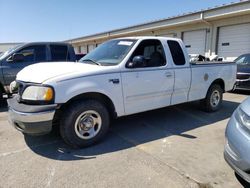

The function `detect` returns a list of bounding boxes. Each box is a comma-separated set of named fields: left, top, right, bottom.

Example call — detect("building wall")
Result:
left=68, top=1, right=250, bottom=60
left=0, top=43, right=22, bottom=54
left=71, top=14, right=250, bottom=60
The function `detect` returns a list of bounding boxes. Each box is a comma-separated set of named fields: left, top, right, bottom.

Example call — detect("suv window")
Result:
left=50, top=45, right=69, bottom=61
left=168, top=40, right=186, bottom=66
left=130, top=39, right=166, bottom=68
left=13, top=45, right=46, bottom=63
left=18, top=48, right=34, bottom=63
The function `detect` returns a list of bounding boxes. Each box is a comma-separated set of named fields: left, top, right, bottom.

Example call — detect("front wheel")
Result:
left=60, top=100, right=110, bottom=148
left=201, top=84, right=223, bottom=112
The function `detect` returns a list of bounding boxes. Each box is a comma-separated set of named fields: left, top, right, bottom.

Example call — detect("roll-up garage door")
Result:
left=88, top=44, right=96, bottom=52
left=217, top=23, right=250, bottom=60
left=80, top=46, right=87, bottom=54
left=183, top=30, right=206, bottom=55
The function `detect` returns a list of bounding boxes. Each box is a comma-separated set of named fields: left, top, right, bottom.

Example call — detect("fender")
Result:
left=52, top=73, right=125, bottom=117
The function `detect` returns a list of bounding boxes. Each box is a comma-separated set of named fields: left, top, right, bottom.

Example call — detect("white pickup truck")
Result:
left=8, top=37, right=236, bottom=148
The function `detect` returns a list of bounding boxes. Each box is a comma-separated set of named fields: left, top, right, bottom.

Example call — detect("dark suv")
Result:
left=234, top=53, right=250, bottom=90
left=0, top=42, right=76, bottom=98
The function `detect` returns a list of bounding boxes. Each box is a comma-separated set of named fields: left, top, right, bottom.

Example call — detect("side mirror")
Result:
left=12, top=53, right=24, bottom=62
left=127, top=55, right=145, bottom=68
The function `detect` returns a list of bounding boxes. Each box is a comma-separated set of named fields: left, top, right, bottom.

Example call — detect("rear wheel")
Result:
left=60, top=100, right=110, bottom=148
left=201, top=84, right=223, bottom=112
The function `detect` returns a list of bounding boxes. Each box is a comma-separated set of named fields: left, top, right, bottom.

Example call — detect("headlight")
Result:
left=21, top=86, right=54, bottom=103
left=235, top=107, right=250, bottom=130
left=10, top=81, right=18, bottom=93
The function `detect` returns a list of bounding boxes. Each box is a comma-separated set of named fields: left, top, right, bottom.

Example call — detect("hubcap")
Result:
left=210, top=90, right=220, bottom=107
left=74, top=110, right=102, bottom=140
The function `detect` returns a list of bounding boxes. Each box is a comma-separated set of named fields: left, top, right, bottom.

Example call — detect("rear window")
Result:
left=167, top=40, right=186, bottom=66
left=50, top=45, right=69, bottom=61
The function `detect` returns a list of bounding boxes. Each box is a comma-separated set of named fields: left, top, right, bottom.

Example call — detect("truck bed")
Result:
left=190, top=61, right=235, bottom=66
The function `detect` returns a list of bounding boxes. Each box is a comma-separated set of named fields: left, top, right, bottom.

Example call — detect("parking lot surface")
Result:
left=0, top=92, right=249, bottom=188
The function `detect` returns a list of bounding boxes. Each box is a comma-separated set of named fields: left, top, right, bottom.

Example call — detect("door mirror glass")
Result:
left=127, top=55, right=145, bottom=68
left=12, top=53, right=25, bottom=62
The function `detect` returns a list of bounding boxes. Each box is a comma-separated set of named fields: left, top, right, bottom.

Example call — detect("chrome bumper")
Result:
left=8, top=97, right=57, bottom=135
left=9, top=107, right=55, bottom=123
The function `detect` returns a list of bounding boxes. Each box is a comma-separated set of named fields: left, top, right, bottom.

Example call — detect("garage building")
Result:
left=0, top=43, right=22, bottom=54
left=66, top=1, right=250, bottom=61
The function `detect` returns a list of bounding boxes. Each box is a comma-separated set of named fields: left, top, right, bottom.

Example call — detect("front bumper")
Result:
left=224, top=114, right=250, bottom=183
left=7, top=96, right=57, bottom=135
left=235, top=79, right=250, bottom=90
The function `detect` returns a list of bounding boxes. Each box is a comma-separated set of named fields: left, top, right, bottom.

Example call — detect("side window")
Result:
left=168, top=40, right=186, bottom=66
left=50, top=45, right=69, bottom=61
left=12, top=45, right=46, bottom=63
left=130, top=39, right=166, bottom=68
left=16, top=47, right=35, bottom=63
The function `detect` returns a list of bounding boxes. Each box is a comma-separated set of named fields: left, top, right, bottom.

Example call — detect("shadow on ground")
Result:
left=231, top=90, right=250, bottom=95
left=19, top=99, right=240, bottom=161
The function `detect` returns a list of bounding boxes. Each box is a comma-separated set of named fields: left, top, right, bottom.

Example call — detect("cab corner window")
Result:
left=50, top=45, right=69, bottom=61
left=167, top=40, right=186, bottom=66
left=128, top=39, right=166, bottom=68
left=11, top=45, right=46, bottom=63
left=34, top=45, right=46, bottom=62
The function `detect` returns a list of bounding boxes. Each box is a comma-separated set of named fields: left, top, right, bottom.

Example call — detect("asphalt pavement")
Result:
left=0, top=92, right=249, bottom=188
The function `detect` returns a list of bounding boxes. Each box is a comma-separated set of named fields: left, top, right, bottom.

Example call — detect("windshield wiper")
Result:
left=81, top=59, right=101, bottom=66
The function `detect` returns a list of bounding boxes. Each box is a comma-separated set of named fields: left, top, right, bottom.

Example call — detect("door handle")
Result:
left=109, top=79, right=120, bottom=84
left=165, top=72, right=172, bottom=78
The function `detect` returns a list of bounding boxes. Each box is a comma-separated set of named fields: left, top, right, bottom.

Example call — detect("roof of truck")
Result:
left=116, top=36, right=181, bottom=41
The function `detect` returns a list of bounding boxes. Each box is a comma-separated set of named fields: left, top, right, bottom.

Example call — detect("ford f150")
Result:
left=7, top=37, right=236, bottom=148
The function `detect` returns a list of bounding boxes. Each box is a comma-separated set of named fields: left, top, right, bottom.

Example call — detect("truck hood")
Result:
left=16, top=62, right=111, bottom=83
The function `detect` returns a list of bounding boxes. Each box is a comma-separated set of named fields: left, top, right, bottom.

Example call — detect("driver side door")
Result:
left=121, top=39, right=174, bottom=115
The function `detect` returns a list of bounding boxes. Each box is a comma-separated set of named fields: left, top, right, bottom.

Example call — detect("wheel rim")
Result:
left=210, top=90, right=220, bottom=108
left=74, top=110, right=102, bottom=140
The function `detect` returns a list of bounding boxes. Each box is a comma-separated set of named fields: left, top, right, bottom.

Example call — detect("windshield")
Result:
left=79, top=39, right=137, bottom=66
left=0, top=44, right=23, bottom=60
left=234, top=54, right=250, bottom=65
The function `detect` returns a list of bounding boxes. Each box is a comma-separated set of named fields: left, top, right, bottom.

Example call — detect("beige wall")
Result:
left=0, top=43, right=21, bottom=53
left=70, top=14, right=250, bottom=58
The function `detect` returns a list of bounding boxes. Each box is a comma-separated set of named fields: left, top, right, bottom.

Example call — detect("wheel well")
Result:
left=210, top=79, right=225, bottom=92
left=59, top=92, right=117, bottom=119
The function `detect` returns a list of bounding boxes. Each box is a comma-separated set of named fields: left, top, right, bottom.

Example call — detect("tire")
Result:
left=235, top=172, right=250, bottom=188
left=201, top=84, right=223, bottom=112
left=60, top=100, right=110, bottom=148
